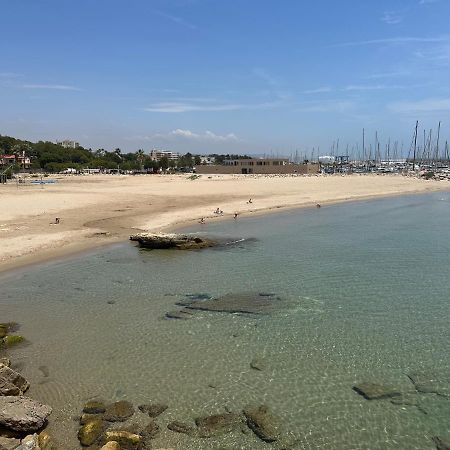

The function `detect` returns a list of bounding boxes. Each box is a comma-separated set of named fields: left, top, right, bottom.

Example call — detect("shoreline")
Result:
left=0, top=174, right=449, bottom=276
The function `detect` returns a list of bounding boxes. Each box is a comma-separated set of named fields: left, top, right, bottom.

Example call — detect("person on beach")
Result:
left=199, top=217, right=205, bottom=224
left=234, top=213, right=238, bottom=219
left=55, top=217, right=60, bottom=224
left=248, top=198, right=252, bottom=204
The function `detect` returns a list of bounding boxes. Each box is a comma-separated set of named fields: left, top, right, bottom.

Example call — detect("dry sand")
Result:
left=0, top=173, right=448, bottom=272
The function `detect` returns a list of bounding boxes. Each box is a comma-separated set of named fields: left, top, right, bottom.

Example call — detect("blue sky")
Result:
left=1, top=0, right=450, bottom=156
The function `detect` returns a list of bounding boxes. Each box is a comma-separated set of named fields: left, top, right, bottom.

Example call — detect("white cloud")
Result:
left=144, top=99, right=282, bottom=113
left=0, top=72, right=22, bottom=78
left=367, top=71, right=411, bottom=79
left=332, top=36, right=449, bottom=48
left=144, top=102, right=243, bottom=113
left=22, top=84, right=82, bottom=91
left=381, top=11, right=403, bottom=25
left=153, top=129, right=239, bottom=142
left=296, top=100, right=355, bottom=113
left=344, top=84, right=396, bottom=91
left=154, top=10, right=197, bottom=30
left=388, top=97, right=450, bottom=113
left=302, top=87, right=332, bottom=94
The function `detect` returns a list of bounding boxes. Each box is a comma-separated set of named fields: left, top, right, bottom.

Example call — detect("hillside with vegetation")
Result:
left=0, top=134, right=250, bottom=173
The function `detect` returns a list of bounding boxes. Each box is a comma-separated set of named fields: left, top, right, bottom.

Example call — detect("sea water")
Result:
left=1, top=192, right=449, bottom=449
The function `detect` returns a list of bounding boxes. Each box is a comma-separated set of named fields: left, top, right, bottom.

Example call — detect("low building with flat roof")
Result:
left=195, top=158, right=319, bottom=175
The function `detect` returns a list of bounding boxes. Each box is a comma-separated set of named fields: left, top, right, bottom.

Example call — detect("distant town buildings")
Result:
left=56, top=140, right=79, bottom=149
left=149, top=149, right=180, bottom=161
left=199, top=156, right=216, bottom=165
left=196, top=158, right=319, bottom=175
left=0, top=153, right=31, bottom=169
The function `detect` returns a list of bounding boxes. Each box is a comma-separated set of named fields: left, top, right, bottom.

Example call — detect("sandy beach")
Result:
left=0, top=173, right=448, bottom=273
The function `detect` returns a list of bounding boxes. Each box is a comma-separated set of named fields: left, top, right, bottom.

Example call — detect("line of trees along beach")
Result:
left=0, top=134, right=250, bottom=173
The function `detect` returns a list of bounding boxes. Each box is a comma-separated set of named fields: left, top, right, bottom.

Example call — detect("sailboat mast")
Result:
left=413, top=120, right=418, bottom=171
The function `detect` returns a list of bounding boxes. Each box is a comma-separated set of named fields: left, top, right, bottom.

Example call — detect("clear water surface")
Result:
left=1, top=192, right=449, bottom=449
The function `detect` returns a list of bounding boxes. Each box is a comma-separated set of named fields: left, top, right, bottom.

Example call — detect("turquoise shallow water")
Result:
left=1, top=192, right=450, bottom=449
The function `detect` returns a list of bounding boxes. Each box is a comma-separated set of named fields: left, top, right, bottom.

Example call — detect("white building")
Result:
left=56, top=140, right=80, bottom=149
left=199, top=156, right=216, bottom=165
left=149, top=149, right=180, bottom=161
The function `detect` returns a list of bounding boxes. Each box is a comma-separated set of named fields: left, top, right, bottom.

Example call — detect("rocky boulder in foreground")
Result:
left=130, top=233, right=217, bottom=250
left=0, top=396, right=52, bottom=432
left=0, top=364, right=30, bottom=396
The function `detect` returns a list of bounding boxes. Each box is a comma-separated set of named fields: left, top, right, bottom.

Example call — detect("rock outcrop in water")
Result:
left=178, top=292, right=287, bottom=315
left=130, top=233, right=217, bottom=250
left=0, top=396, right=52, bottom=432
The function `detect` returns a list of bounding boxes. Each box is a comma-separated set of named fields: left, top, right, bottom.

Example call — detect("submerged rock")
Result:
left=0, top=396, right=52, bottom=432
left=37, top=431, right=52, bottom=450
left=167, top=421, right=197, bottom=436
left=83, top=401, right=106, bottom=415
left=0, top=364, right=30, bottom=396
left=104, top=430, right=142, bottom=449
left=138, top=403, right=168, bottom=418
left=180, top=292, right=288, bottom=315
left=407, top=371, right=450, bottom=397
left=195, top=413, right=243, bottom=437
left=164, top=310, right=194, bottom=320
left=250, top=358, right=267, bottom=371
left=390, top=394, right=428, bottom=415
left=140, top=420, right=160, bottom=440
left=433, top=436, right=450, bottom=450
left=185, top=293, right=212, bottom=301
left=0, top=323, right=20, bottom=336
left=100, top=442, right=120, bottom=450
left=352, top=382, right=401, bottom=400
left=1, top=336, right=26, bottom=348
left=130, top=233, right=217, bottom=250
left=243, top=405, right=280, bottom=443
left=78, top=418, right=105, bottom=446
left=104, top=401, right=134, bottom=422
left=80, top=413, right=105, bottom=425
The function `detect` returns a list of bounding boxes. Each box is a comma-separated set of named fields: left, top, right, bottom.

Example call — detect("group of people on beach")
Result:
left=199, top=199, right=253, bottom=223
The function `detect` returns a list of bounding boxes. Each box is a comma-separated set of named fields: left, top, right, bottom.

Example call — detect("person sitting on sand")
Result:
left=214, top=207, right=220, bottom=214
left=199, top=217, right=205, bottom=224
left=55, top=217, right=60, bottom=224
left=234, top=213, right=238, bottom=219
left=247, top=198, right=252, bottom=204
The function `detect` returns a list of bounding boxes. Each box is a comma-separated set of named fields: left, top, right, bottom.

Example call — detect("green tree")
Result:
left=159, top=156, right=169, bottom=170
